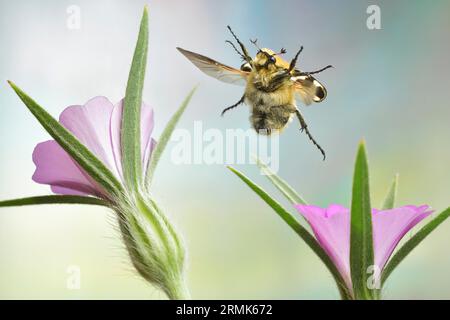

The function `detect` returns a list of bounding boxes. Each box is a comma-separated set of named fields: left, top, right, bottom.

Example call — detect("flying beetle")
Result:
left=177, top=26, right=332, bottom=159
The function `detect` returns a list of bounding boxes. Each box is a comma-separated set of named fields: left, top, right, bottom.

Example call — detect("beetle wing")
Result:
left=177, top=47, right=249, bottom=86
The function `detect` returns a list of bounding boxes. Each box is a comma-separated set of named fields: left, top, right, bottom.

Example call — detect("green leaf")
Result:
left=350, top=140, right=375, bottom=299
left=121, top=6, right=149, bottom=190
left=254, top=156, right=307, bottom=205
left=381, top=207, right=450, bottom=285
left=0, top=195, right=108, bottom=207
left=145, top=87, right=197, bottom=187
left=381, top=174, right=399, bottom=210
left=8, top=81, right=123, bottom=199
left=228, top=166, right=353, bottom=299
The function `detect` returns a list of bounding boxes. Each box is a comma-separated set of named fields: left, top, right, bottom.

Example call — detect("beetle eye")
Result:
left=240, top=63, right=252, bottom=72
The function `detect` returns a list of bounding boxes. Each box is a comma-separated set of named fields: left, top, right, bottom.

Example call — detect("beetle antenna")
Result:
left=226, top=40, right=246, bottom=61
left=227, top=26, right=253, bottom=64
left=250, top=38, right=262, bottom=51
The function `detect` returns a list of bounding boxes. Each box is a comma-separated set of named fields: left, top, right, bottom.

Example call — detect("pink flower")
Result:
left=295, top=204, right=433, bottom=290
left=32, top=96, right=156, bottom=199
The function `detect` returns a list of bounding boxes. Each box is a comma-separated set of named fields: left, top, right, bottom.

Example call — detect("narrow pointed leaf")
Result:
left=121, top=7, right=149, bottom=190
left=381, top=174, right=399, bottom=210
left=381, top=207, right=450, bottom=285
left=350, top=141, right=375, bottom=299
left=228, top=166, right=353, bottom=299
left=0, top=195, right=108, bottom=207
left=255, top=156, right=307, bottom=205
left=145, top=87, right=196, bottom=187
left=8, top=81, right=123, bottom=199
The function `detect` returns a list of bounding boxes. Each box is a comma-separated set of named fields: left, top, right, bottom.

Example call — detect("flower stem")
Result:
left=165, top=276, right=191, bottom=300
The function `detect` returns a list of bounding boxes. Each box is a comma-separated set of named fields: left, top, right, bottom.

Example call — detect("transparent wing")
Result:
left=292, top=75, right=327, bottom=106
left=177, top=47, right=248, bottom=86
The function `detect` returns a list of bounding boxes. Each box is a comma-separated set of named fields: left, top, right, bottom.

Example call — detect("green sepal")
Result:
left=381, top=174, right=399, bottom=210
left=145, top=87, right=196, bottom=187
left=121, top=6, right=149, bottom=190
left=254, top=156, right=307, bottom=205
left=0, top=195, right=108, bottom=207
left=350, top=141, right=376, bottom=299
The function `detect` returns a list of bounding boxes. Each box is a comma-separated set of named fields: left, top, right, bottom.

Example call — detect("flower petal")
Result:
left=372, top=205, right=432, bottom=271
left=32, top=140, right=104, bottom=197
left=59, top=96, right=120, bottom=178
left=295, top=204, right=352, bottom=290
left=110, top=100, right=155, bottom=179
left=295, top=203, right=432, bottom=291
left=32, top=96, right=156, bottom=198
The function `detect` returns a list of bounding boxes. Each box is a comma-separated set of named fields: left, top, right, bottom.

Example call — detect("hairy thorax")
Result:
left=246, top=71, right=295, bottom=108
left=245, top=71, right=296, bottom=134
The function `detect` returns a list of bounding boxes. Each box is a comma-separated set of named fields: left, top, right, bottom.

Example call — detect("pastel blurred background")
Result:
left=1, top=0, right=449, bottom=299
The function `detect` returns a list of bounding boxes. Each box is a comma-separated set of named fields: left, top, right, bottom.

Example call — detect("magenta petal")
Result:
left=372, top=205, right=432, bottom=271
left=295, top=204, right=352, bottom=290
left=142, top=138, right=157, bottom=176
left=139, top=102, right=156, bottom=173
left=32, top=140, right=104, bottom=197
left=32, top=96, right=157, bottom=198
left=295, top=203, right=432, bottom=292
left=59, top=96, right=120, bottom=178
left=110, top=100, right=155, bottom=178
